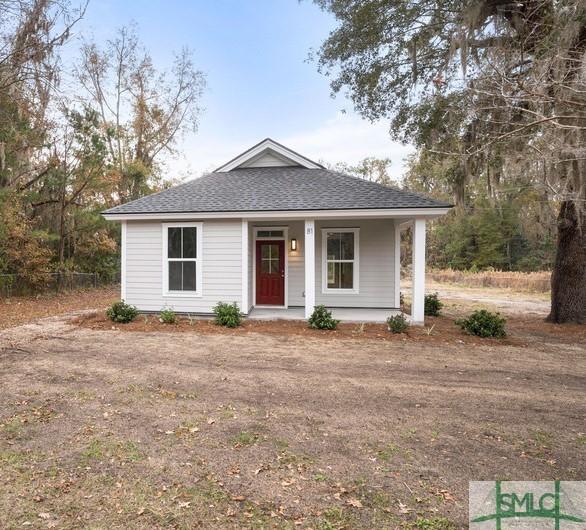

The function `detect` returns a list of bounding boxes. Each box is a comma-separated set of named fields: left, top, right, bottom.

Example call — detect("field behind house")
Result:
left=426, top=269, right=550, bottom=293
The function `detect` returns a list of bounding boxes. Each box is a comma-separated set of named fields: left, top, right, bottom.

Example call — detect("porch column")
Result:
left=121, top=220, right=127, bottom=301
left=241, top=219, right=249, bottom=314
left=411, top=218, right=426, bottom=324
left=394, top=221, right=401, bottom=308
left=304, top=219, right=315, bottom=319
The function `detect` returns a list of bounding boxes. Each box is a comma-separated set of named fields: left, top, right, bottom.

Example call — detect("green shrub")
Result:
left=213, top=302, right=243, bottom=328
left=387, top=313, right=409, bottom=333
left=106, top=300, right=139, bottom=323
left=424, top=292, right=443, bottom=316
left=457, top=309, right=506, bottom=338
left=159, top=308, right=177, bottom=324
left=308, top=305, right=340, bottom=330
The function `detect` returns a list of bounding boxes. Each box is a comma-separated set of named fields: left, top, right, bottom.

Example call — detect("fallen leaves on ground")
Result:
left=0, top=287, right=118, bottom=330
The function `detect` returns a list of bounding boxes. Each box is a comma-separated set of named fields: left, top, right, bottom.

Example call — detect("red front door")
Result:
left=256, top=240, right=285, bottom=305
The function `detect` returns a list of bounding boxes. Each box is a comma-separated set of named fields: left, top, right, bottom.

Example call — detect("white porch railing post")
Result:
left=304, top=219, right=316, bottom=319
left=411, top=218, right=426, bottom=324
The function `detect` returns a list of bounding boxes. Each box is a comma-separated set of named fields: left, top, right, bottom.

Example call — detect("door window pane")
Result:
left=260, top=244, right=280, bottom=275
left=257, top=230, right=283, bottom=238
left=270, top=259, right=280, bottom=274
left=169, top=261, right=182, bottom=290
left=261, top=258, right=280, bottom=274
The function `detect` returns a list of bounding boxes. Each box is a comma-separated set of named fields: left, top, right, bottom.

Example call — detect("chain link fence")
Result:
left=0, top=272, right=120, bottom=298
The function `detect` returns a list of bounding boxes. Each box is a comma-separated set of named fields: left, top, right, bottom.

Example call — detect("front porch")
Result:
left=248, top=306, right=401, bottom=323
left=242, top=215, right=430, bottom=324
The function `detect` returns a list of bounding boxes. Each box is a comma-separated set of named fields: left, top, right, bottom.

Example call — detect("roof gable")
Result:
left=215, top=138, right=323, bottom=171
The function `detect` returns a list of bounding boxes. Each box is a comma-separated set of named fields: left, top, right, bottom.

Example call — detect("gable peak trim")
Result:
left=215, top=138, right=324, bottom=172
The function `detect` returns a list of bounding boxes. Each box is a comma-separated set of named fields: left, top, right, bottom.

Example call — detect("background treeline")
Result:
left=337, top=157, right=557, bottom=272
left=404, top=160, right=557, bottom=273
left=0, top=1, right=204, bottom=287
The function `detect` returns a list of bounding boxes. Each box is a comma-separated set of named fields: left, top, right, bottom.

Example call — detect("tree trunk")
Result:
left=547, top=201, right=586, bottom=324
left=58, top=174, right=67, bottom=266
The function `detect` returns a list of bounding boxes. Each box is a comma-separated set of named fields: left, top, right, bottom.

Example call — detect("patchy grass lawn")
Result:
left=0, top=298, right=584, bottom=529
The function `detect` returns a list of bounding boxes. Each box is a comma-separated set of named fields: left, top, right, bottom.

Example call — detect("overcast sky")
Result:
left=69, top=0, right=413, bottom=180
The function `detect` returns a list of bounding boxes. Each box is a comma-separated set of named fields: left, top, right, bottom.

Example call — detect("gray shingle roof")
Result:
left=103, top=167, right=451, bottom=215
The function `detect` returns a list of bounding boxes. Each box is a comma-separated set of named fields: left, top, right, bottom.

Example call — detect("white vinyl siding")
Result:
left=125, top=220, right=242, bottom=313
left=240, top=151, right=295, bottom=168
left=285, top=221, right=305, bottom=306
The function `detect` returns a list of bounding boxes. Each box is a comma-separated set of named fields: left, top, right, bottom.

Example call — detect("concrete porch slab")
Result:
left=247, top=307, right=400, bottom=323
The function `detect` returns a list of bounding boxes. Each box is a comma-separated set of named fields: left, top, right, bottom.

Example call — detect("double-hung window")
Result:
left=322, top=228, right=359, bottom=293
left=163, top=223, right=202, bottom=296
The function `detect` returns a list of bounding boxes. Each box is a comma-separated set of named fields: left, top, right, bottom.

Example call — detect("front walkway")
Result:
left=248, top=307, right=400, bottom=323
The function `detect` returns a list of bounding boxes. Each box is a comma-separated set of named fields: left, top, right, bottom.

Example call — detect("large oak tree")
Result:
left=314, top=0, right=586, bottom=323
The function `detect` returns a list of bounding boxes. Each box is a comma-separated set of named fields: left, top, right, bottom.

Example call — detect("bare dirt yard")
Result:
left=0, top=286, right=118, bottom=331
left=0, top=286, right=584, bottom=529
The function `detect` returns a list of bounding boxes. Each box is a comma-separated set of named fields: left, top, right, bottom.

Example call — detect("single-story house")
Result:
left=102, top=139, right=451, bottom=323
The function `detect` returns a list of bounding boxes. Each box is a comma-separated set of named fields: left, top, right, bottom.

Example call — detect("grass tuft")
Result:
left=81, top=438, right=144, bottom=464
left=409, top=516, right=457, bottom=529
left=230, top=431, right=258, bottom=447
left=376, top=442, right=400, bottom=462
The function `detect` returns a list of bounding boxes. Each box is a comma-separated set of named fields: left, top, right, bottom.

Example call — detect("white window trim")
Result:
left=321, top=228, right=359, bottom=294
left=252, top=226, right=289, bottom=308
left=162, top=222, right=203, bottom=298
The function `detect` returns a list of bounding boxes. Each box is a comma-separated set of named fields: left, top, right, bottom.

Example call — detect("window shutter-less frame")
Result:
left=162, top=223, right=203, bottom=297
